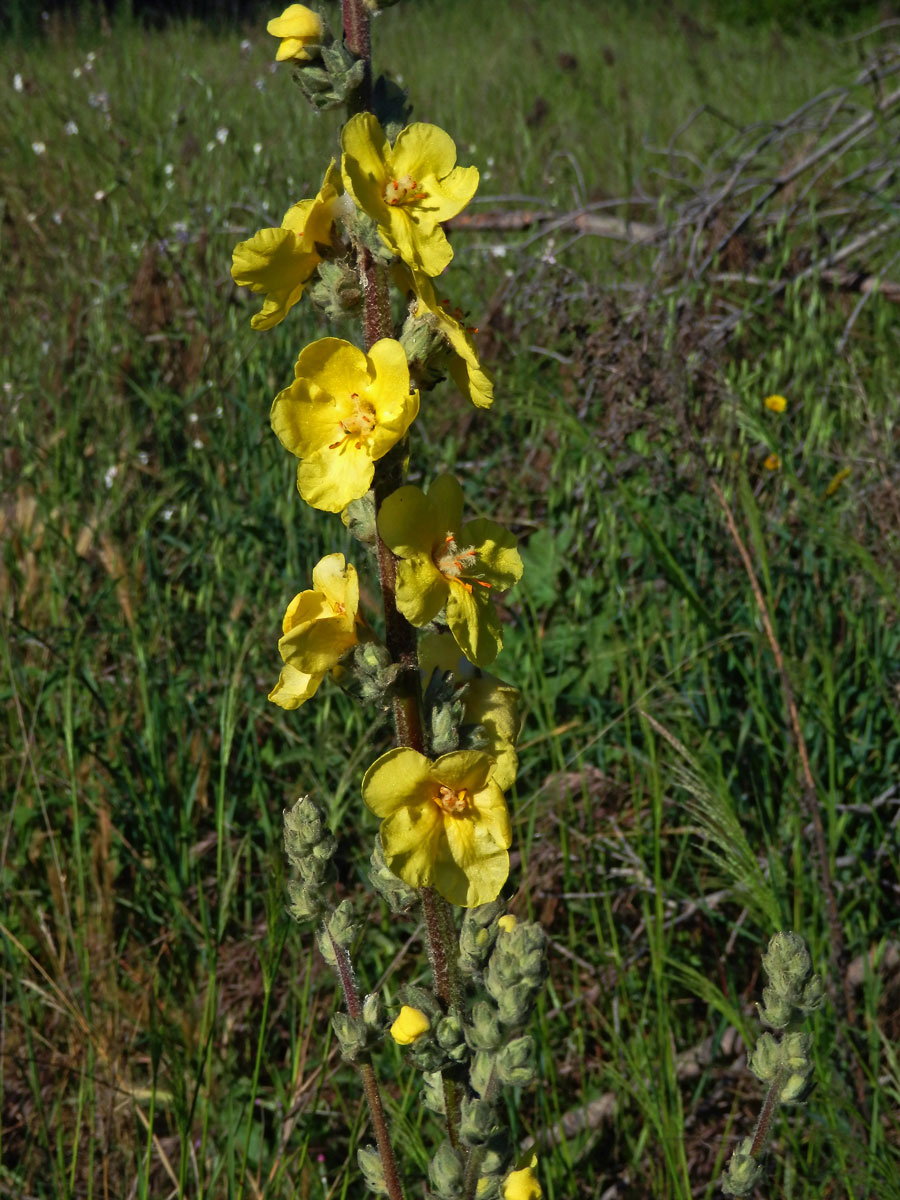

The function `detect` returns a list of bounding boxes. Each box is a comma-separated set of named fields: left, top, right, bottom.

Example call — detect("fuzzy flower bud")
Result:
left=496, top=1035, right=537, bottom=1088
left=484, top=920, right=547, bottom=1026
left=390, top=1005, right=431, bottom=1046
left=283, top=796, right=337, bottom=921
left=315, top=899, right=358, bottom=967
left=467, top=1000, right=504, bottom=1051
left=721, top=1138, right=766, bottom=1197
left=357, top=1143, right=388, bottom=1194
left=758, top=931, right=822, bottom=1028
left=459, top=1095, right=500, bottom=1148
left=459, top=901, right=506, bottom=974
left=333, top=1012, right=370, bottom=1064
left=435, top=1013, right=468, bottom=1062
left=428, top=1140, right=464, bottom=1200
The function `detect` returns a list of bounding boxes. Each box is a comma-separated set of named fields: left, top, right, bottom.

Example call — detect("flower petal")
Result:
left=293, top=337, right=368, bottom=396
left=378, top=485, right=445, bottom=558
left=311, top=553, right=358, bottom=621
left=427, top=474, right=465, bottom=532
left=341, top=112, right=391, bottom=220
left=297, top=445, right=374, bottom=512
left=279, top=613, right=355, bottom=673
left=395, top=557, right=448, bottom=626
left=380, top=804, right=443, bottom=888
left=362, top=747, right=434, bottom=817
left=434, top=815, right=509, bottom=907
left=462, top=517, right=523, bottom=589
left=446, top=583, right=503, bottom=666
left=268, top=662, right=324, bottom=709
left=391, top=123, right=460, bottom=183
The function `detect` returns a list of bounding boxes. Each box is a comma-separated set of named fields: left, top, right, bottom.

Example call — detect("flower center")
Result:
left=384, top=174, right=428, bottom=207
left=434, top=783, right=470, bottom=815
left=330, top=392, right=376, bottom=450
left=434, top=533, right=492, bottom=596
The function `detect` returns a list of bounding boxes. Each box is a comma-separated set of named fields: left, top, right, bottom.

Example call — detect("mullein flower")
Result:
left=764, top=394, right=788, bottom=413
left=231, top=159, right=342, bottom=330
left=502, top=1152, right=542, bottom=1200
left=269, top=553, right=359, bottom=708
left=378, top=475, right=522, bottom=667
left=267, top=4, right=324, bottom=61
left=396, top=264, right=494, bottom=408
left=271, top=337, right=419, bottom=512
left=341, top=113, right=478, bottom=276
left=362, top=747, right=511, bottom=907
left=390, top=1005, right=431, bottom=1045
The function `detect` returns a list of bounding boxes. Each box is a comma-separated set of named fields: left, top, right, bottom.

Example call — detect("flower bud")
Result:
left=363, top=991, right=385, bottom=1031
left=435, top=1013, right=468, bottom=1062
left=315, top=899, right=358, bottom=966
left=496, top=1035, right=536, bottom=1088
left=390, top=1005, right=431, bottom=1046
left=469, top=1048, right=494, bottom=1097
left=357, top=1143, right=388, bottom=1194
left=498, top=915, right=518, bottom=933
left=286, top=878, right=328, bottom=923
left=467, top=1000, right=504, bottom=1051
left=748, top=1032, right=781, bottom=1083
left=306, top=258, right=363, bottom=321
left=721, top=1138, right=766, bottom=1196
left=758, top=932, right=815, bottom=1029
left=459, top=1095, right=500, bottom=1148
left=333, top=1011, right=369, bottom=1064
left=428, top=1140, right=464, bottom=1199
left=422, top=1070, right=445, bottom=1115
left=459, top=901, right=506, bottom=974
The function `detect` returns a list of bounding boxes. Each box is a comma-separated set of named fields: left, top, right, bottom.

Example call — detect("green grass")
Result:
left=3, top=1, right=900, bottom=1197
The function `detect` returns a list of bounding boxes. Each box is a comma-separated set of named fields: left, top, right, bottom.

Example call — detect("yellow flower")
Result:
left=764, top=453, right=781, bottom=471
left=824, top=467, right=851, bottom=498
left=396, top=264, right=493, bottom=408
left=362, top=747, right=511, bottom=907
left=271, top=337, right=419, bottom=512
left=419, top=632, right=520, bottom=789
left=502, top=1153, right=542, bottom=1200
left=497, top=914, right=518, bottom=933
left=764, top=394, right=788, bottom=413
left=378, top=476, right=522, bottom=667
left=231, top=160, right=341, bottom=330
left=267, top=4, right=323, bottom=61
left=390, top=1005, right=431, bottom=1045
left=341, top=113, right=478, bottom=276
left=268, top=553, right=359, bottom=709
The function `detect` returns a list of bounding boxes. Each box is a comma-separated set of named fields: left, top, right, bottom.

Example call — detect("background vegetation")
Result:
left=2, top=1, right=899, bottom=1197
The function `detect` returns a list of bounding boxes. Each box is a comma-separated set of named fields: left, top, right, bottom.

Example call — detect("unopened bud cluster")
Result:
left=721, top=932, right=824, bottom=1197
left=283, top=795, right=337, bottom=922
left=389, top=906, right=547, bottom=1199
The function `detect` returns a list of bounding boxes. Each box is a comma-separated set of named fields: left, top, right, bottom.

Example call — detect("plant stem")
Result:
left=343, top=0, right=467, bottom=1161
left=329, top=930, right=406, bottom=1200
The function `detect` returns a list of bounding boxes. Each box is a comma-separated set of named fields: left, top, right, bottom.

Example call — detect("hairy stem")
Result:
left=329, top=931, right=406, bottom=1200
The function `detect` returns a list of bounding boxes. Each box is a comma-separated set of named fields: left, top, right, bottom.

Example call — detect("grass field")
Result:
left=3, top=1, right=900, bottom=1197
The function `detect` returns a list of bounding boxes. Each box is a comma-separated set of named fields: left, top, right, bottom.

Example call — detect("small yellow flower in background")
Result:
left=764, top=453, right=781, bottom=471
left=271, top=337, right=419, bottom=512
left=378, top=475, right=522, bottom=667
left=231, top=160, right=341, bottom=330
left=390, top=1005, right=431, bottom=1045
left=824, top=467, right=851, bottom=498
left=502, top=1152, right=542, bottom=1200
left=362, top=747, right=511, bottom=907
left=396, top=264, right=493, bottom=408
left=497, top=914, right=518, bottom=933
left=266, top=4, right=323, bottom=61
left=268, top=553, right=359, bottom=709
left=764, top=394, right=788, bottom=413
left=419, top=632, right=520, bottom=788
left=341, top=113, right=479, bottom=277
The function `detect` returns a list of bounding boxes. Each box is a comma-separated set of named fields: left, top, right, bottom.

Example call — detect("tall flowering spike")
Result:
left=341, top=113, right=479, bottom=277
left=397, top=264, right=494, bottom=408
left=267, top=4, right=324, bottom=61
left=362, top=747, right=511, bottom=907
left=378, top=475, right=522, bottom=666
left=231, top=160, right=342, bottom=330
left=271, top=337, right=419, bottom=512
left=269, top=553, right=359, bottom=709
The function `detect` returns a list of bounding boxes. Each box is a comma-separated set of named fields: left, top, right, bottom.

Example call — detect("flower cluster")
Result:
left=236, top=10, right=540, bottom=1200
left=233, top=7, right=524, bottom=911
